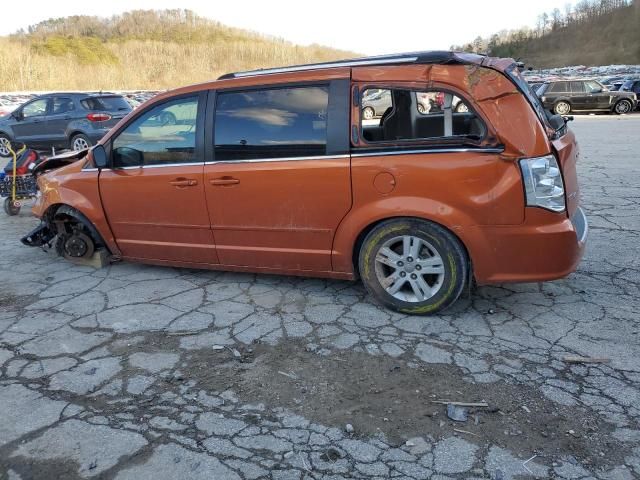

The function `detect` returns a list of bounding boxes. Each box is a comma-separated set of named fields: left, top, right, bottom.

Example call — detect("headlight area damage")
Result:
left=21, top=205, right=111, bottom=268
left=21, top=149, right=111, bottom=268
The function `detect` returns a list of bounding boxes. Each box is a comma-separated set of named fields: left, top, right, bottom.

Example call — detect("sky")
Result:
left=0, top=0, right=573, bottom=55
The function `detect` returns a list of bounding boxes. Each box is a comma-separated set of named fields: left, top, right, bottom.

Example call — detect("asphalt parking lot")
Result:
left=1, top=114, right=639, bottom=480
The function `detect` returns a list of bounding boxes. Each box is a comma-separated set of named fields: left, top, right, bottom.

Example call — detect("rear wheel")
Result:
left=3, top=198, right=20, bottom=216
left=71, top=134, right=92, bottom=151
left=417, top=103, right=427, bottom=114
left=358, top=218, right=468, bottom=315
left=159, top=111, right=177, bottom=125
left=455, top=102, right=469, bottom=113
left=613, top=99, right=632, bottom=115
left=0, top=134, right=12, bottom=158
left=362, top=107, right=375, bottom=120
left=554, top=101, right=571, bottom=115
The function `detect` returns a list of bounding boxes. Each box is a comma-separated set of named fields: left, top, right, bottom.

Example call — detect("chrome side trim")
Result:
left=231, top=56, right=419, bottom=78
left=81, top=167, right=99, bottom=172
left=142, top=162, right=203, bottom=169
left=350, top=147, right=504, bottom=158
left=205, top=154, right=350, bottom=165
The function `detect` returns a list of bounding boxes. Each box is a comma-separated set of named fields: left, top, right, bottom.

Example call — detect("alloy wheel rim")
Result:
left=374, top=235, right=445, bottom=303
left=616, top=102, right=629, bottom=113
left=73, top=138, right=89, bottom=150
left=556, top=102, right=570, bottom=115
left=0, top=138, right=10, bottom=156
left=363, top=108, right=373, bottom=120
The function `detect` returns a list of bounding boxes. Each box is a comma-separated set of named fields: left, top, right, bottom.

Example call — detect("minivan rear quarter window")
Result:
left=214, top=86, right=329, bottom=161
left=81, top=96, right=131, bottom=112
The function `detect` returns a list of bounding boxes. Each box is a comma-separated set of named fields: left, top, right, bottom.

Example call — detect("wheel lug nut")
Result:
left=410, top=273, right=417, bottom=279
left=400, top=272, right=406, bottom=277
left=397, top=261, right=404, bottom=267
left=407, top=257, right=413, bottom=262
left=415, top=265, right=422, bottom=271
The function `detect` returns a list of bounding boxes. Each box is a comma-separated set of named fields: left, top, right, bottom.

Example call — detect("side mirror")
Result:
left=11, top=111, right=22, bottom=121
left=590, top=87, right=602, bottom=94
left=92, top=145, right=108, bottom=169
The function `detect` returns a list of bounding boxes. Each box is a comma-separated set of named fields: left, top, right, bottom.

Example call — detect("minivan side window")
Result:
left=360, top=88, right=484, bottom=143
left=214, top=86, right=329, bottom=161
left=112, top=97, right=199, bottom=168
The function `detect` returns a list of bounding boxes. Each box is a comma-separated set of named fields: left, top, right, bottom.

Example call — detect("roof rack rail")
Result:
left=218, top=50, right=473, bottom=80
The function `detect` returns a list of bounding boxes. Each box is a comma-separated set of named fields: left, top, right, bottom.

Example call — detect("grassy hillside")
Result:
left=455, top=0, right=640, bottom=68
left=0, top=9, right=357, bottom=91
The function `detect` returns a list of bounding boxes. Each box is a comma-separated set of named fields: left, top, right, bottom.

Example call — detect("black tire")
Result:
left=71, top=134, right=92, bottom=151
left=554, top=101, right=571, bottom=115
left=417, top=103, right=427, bottom=114
left=358, top=218, right=468, bottom=315
left=613, top=99, right=632, bottom=115
left=159, top=111, right=177, bottom=125
left=0, top=133, right=12, bottom=158
left=3, top=198, right=20, bottom=216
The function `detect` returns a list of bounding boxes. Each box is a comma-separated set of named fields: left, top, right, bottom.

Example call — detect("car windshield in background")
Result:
left=81, top=96, right=131, bottom=111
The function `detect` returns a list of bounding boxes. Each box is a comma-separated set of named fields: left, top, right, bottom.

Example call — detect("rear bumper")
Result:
left=467, top=207, right=588, bottom=285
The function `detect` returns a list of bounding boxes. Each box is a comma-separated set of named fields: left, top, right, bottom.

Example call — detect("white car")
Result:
left=0, top=98, right=20, bottom=117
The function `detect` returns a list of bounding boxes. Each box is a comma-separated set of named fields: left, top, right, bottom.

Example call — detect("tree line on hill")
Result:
left=453, top=0, right=639, bottom=68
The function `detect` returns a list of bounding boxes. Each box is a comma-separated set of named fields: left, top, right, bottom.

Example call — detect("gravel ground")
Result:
left=1, top=115, right=639, bottom=479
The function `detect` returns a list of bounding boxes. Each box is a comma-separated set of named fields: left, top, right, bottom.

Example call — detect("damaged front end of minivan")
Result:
left=21, top=148, right=112, bottom=268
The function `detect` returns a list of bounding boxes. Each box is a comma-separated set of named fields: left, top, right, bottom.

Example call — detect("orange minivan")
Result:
left=22, top=51, right=587, bottom=314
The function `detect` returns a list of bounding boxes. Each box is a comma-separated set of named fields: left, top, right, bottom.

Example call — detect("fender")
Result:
left=34, top=160, right=121, bottom=256
left=331, top=196, right=480, bottom=273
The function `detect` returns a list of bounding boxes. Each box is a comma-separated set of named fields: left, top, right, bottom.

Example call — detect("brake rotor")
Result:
left=62, top=231, right=94, bottom=260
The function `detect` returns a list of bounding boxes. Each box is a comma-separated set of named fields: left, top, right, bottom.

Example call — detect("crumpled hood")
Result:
left=32, top=149, right=89, bottom=176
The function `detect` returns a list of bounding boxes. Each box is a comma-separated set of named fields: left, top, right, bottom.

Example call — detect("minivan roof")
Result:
left=218, top=51, right=490, bottom=80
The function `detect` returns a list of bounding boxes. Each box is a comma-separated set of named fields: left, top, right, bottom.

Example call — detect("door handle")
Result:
left=210, top=178, right=240, bottom=186
left=169, top=178, right=198, bottom=187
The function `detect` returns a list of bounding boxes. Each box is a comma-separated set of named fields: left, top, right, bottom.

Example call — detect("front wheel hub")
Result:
left=63, top=231, right=94, bottom=259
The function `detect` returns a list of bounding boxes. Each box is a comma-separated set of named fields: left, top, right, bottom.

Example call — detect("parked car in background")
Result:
left=22, top=51, right=586, bottom=315
left=620, top=78, right=640, bottom=109
left=0, top=98, right=21, bottom=117
left=537, top=79, right=637, bottom=115
left=0, top=93, right=132, bottom=157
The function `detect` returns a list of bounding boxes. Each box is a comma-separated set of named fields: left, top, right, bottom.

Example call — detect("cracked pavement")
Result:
left=1, top=115, right=639, bottom=479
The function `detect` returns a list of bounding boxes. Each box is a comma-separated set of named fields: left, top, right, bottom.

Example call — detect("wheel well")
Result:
left=68, top=131, right=87, bottom=143
left=45, top=203, right=109, bottom=252
left=351, top=216, right=472, bottom=279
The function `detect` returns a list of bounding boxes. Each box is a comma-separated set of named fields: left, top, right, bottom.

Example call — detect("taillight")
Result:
left=519, top=154, right=566, bottom=212
left=87, top=113, right=112, bottom=122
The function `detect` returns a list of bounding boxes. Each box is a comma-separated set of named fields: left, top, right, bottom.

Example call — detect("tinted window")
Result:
left=570, top=82, right=585, bottom=94
left=22, top=99, right=48, bottom=118
left=112, top=97, right=198, bottom=167
left=360, top=88, right=483, bottom=143
left=52, top=97, right=75, bottom=114
left=214, top=86, right=329, bottom=161
left=548, top=82, right=568, bottom=93
left=81, top=96, right=131, bottom=112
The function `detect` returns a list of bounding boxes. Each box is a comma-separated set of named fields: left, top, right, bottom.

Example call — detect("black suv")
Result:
left=0, top=93, right=132, bottom=158
left=537, top=80, right=637, bottom=115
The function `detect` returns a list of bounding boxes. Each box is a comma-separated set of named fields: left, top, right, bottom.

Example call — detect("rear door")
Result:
left=99, top=92, right=217, bottom=264
left=46, top=96, right=76, bottom=145
left=569, top=81, right=588, bottom=110
left=203, top=80, right=352, bottom=272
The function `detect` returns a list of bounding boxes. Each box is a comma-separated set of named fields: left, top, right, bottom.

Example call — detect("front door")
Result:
left=99, top=93, right=218, bottom=265
left=203, top=82, right=352, bottom=272
left=12, top=98, right=50, bottom=146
